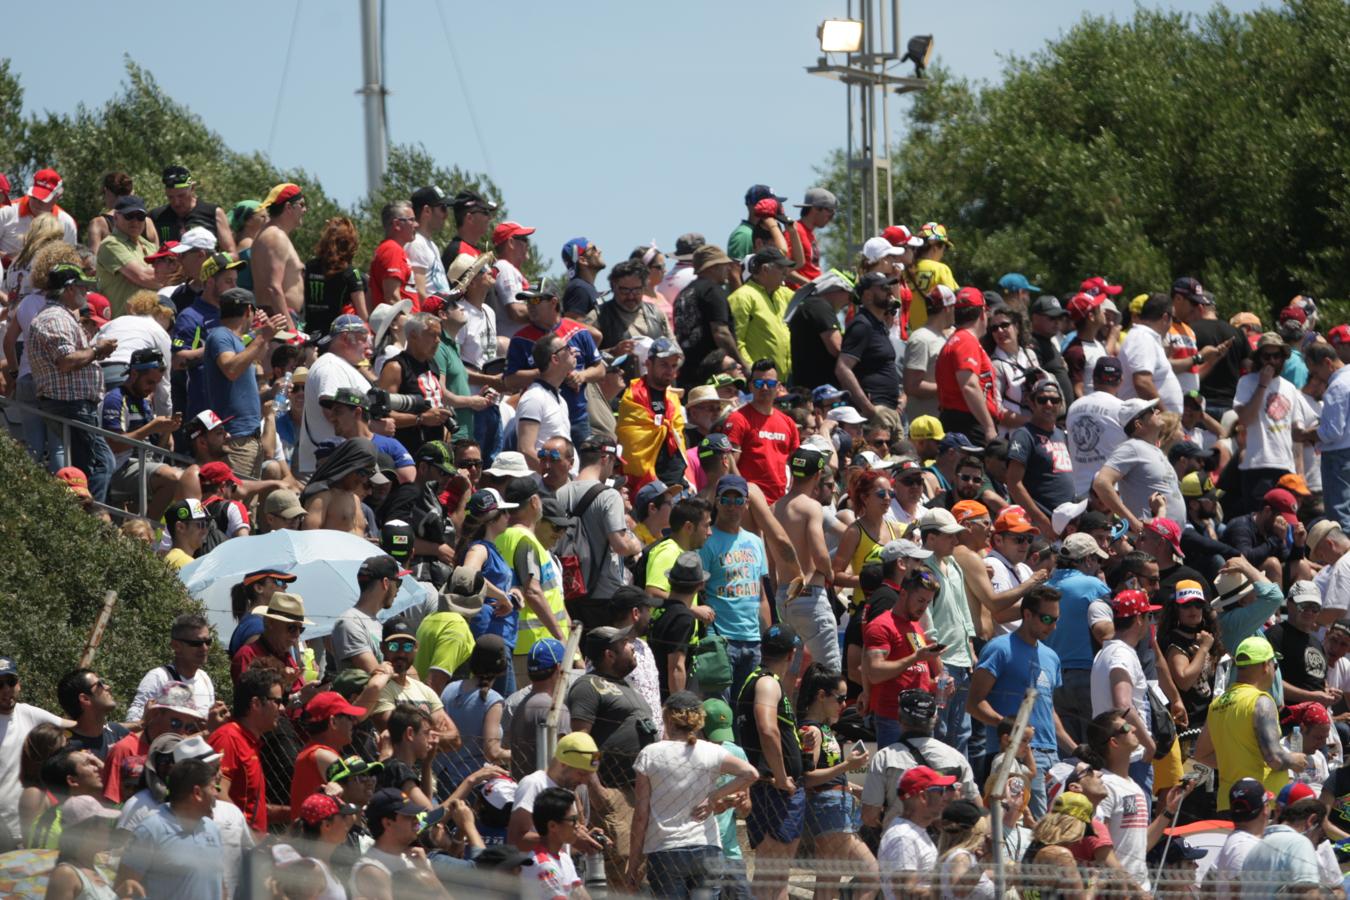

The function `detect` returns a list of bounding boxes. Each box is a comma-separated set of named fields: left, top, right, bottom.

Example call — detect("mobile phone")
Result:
left=851, top=740, right=867, bottom=756
left=927, top=642, right=948, bottom=653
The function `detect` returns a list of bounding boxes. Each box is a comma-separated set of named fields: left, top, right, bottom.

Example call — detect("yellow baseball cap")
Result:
left=1052, top=790, right=1094, bottom=825
left=908, top=415, right=945, bottom=441
left=1130, top=293, right=1149, bottom=317
left=555, top=732, right=601, bottom=771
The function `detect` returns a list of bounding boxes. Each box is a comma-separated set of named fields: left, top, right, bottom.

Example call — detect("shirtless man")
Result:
left=251, top=183, right=307, bottom=325
left=696, top=438, right=803, bottom=587
left=300, top=437, right=383, bottom=536
left=772, top=446, right=838, bottom=672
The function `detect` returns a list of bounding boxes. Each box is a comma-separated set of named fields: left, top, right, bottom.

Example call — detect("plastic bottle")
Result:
left=275, top=371, right=293, bottom=414
left=936, top=673, right=954, bottom=710
left=1291, top=725, right=1303, bottom=753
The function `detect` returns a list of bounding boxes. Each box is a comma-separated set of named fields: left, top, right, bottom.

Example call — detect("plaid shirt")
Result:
left=28, top=300, right=103, bottom=401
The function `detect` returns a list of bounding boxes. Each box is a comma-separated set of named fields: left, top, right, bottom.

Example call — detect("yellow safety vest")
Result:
left=496, top=524, right=569, bottom=656
left=1209, top=681, right=1288, bottom=810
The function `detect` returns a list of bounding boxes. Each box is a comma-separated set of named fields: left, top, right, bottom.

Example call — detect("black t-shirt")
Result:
left=1191, top=318, right=1246, bottom=412
left=303, top=259, right=366, bottom=335
left=169, top=282, right=203, bottom=315
left=388, top=349, right=445, bottom=449
left=151, top=200, right=220, bottom=244
left=1161, top=626, right=1215, bottom=726
left=377, top=758, right=421, bottom=793
left=566, top=672, right=652, bottom=787
left=1265, top=622, right=1327, bottom=692
left=788, top=295, right=842, bottom=390
left=1007, top=423, right=1076, bottom=515
left=674, top=277, right=734, bottom=387
left=378, top=481, right=446, bottom=544
left=561, top=276, right=600, bottom=319
left=648, top=598, right=697, bottom=698
left=839, top=308, right=899, bottom=406
left=65, top=722, right=130, bottom=762
left=1154, top=562, right=1212, bottom=608
left=1031, top=332, right=1073, bottom=401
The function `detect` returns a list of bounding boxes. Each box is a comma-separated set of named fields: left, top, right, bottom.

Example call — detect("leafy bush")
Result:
left=0, top=435, right=230, bottom=714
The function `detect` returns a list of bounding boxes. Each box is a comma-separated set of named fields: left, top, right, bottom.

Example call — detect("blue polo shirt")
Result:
left=1043, top=568, right=1110, bottom=671
left=976, top=631, right=1062, bottom=751
left=172, top=298, right=220, bottom=419
left=120, top=805, right=225, bottom=900
left=203, top=327, right=261, bottom=437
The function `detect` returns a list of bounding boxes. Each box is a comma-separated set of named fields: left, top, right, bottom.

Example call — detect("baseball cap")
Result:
left=1279, top=305, right=1307, bottom=325
left=919, top=507, right=964, bottom=535
left=0, top=657, right=17, bottom=678
left=761, top=622, right=802, bottom=656
left=325, top=755, right=384, bottom=783
left=648, top=336, right=683, bottom=360
left=898, top=689, right=938, bottom=721
left=717, top=474, right=749, bottom=496
left=1080, top=276, right=1124, bottom=296
left=1146, top=836, right=1207, bottom=866
left=826, top=406, right=867, bottom=425
left=164, top=497, right=209, bottom=524
left=951, top=500, right=990, bottom=525
left=48, top=264, right=96, bottom=290
left=409, top=184, right=448, bottom=212
left=899, top=765, right=957, bottom=797
left=172, top=735, right=221, bottom=765
left=1228, top=778, right=1271, bottom=823
left=1110, top=589, right=1161, bottom=617
left=1029, top=295, right=1067, bottom=318
left=1277, top=473, right=1312, bottom=498
left=304, top=691, right=367, bottom=723
left=634, top=480, right=671, bottom=521
left=199, top=251, right=245, bottom=281
left=879, top=540, right=933, bottom=564
left=487, top=219, right=535, bottom=246
left=860, top=236, right=905, bottom=264
left=159, top=164, right=193, bottom=189
left=173, top=227, right=217, bottom=253
left=918, top=222, right=953, bottom=246
left=555, top=732, right=602, bottom=771
left=908, top=415, right=945, bottom=441
left=381, top=618, right=417, bottom=642
left=1233, top=635, right=1280, bottom=667
left=812, top=384, right=848, bottom=405
left=1143, top=518, right=1184, bottom=558
left=954, top=286, right=986, bottom=310
left=328, top=314, right=368, bottom=337
left=1277, top=781, right=1318, bottom=809
left=127, top=348, right=167, bottom=371
left=56, top=466, right=92, bottom=499
left=1171, top=277, right=1206, bottom=301
left=366, top=787, right=428, bottom=823
left=1288, top=579, right=1322, bottom=609
left=261, top=183, right=303, bottom=209
left=697, top=433, right=736, bottom=459
left=263, top=490, right=305, bottom=521
left=1327, top=324, right=1350, bottom=346
left=702, top=698, right=735, bottom=742
left=1262, top=488, right=1299, bottom=518
left=185, top=410, right=231, bottom=441
left=750, top=246, right=795, bottom=271
left=789, top=447, right=828, bottom=479
left=1061, top=532, right=1109, bottom=561
left=1116, top=397, right=1159, bottom=429
left=298, top=792, right=360, bottom=826
left=1309, top=519, right=1345, bottom=556
left=673, top=233, right=705, bottom=260
left=59, top=794, right=120, bottom=828
left=1052, top=791, right=1095, bottom=825
left=217, top=287, right=256, bottom=318
left=744, top=184, right=787, bottom=205
left=1051, top=497, right=1089, bottom=536
left=794, top=187, right=838, bottom=210
left=1093, top=356, right=1123, bottom=384
left=938, top=432, right=981, bottom=454
left=539, top=497, right=575, bottom=528
left=1066, top=291, right=1106, bottom=322
left=28, top=168, right=63, bottom=202
left=198, top=461, right=241, bottom=487
left=357, top=555, right=409, bottom=585
left=882, top=225, right=925, bottom=248
left=994, top=505, right=1038, bottom=534
left=149, top=681, right=205, bottom=719
left=1167, top=440, right=1212, bottom=463
left=415, top=441, right=456, bottom=475
left=608, top=585, right=662, bottom=614
left=466, top=488, right=518, bottom=519
left=319, top=387, right=368, bottom=411
left=998, top=273, right=1041, bottom=293
left=811, top=269, right=854, bottom=296
left=527, top=638, right=567, bottom=674
left=144, top=242, right=180, bottom=262
left=581, top=625, right=633, bottom=662
left=1180, top=471, right=1219, bottom=499
left=113, top=195, right=147, bottom=216
left=854, top=270, right=900, bottom=295
left=1174, top=580, right=1206, bottom=605
left=942, top=799, right=989, bottom=828
left=450, top=188, right=496, bottom=212
left=560, top=237, right=593, bottom=271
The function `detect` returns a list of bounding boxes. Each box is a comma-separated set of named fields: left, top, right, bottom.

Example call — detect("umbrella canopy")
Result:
left=179, top=530, right=434, bottom=641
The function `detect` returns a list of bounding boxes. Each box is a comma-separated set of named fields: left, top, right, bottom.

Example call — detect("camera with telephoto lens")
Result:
left=367, top=387, right=433, bottom=420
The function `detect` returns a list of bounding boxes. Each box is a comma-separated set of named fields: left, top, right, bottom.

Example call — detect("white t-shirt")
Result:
left=298, top=352, right=370, bottom=473
left=1090, top=640, right=1148, bottom=762
left=633, top=739, right=726, bottom=853
left=1079, top=339, right=1106, bottom=394
left=0, top=203, right=78, bottom=256
left=512, top=769, right=558, bottom=814
left=992, top=345, right=1039, bottom=424
left=515, top=382, right=571, bottom=452
left=0, top=703, right=64, bottom=842
left=491, top=258, right=528, bottom=340
left=1103, top=437, right=1186, bottom=523
left=1096, top=771, right=1151, bottom=891
left=1119, top=324, right=1183, bottom=413
left=405, top=233, right=449, bottom=294
left=126, top=665, right=215, bottom=723
left=13, top=292, right=47, bottom=379
left=1211, top=829, right=1261, bottom=900
left=877, top=817, right=937, bottom=899
left=520, top=847, right=581, bottom=900
left=986, top=551, right=1031, bottom=635
left=1319, top=553, right=1350, bottom=616
left=1065, top=392, right=1126, bottom=496
left=656, top=264, right=696, bottom=309
left=903, top=326, right=948, bottom=421
left=1302, top=394, right=1323, bottom=491
left=96, top=315, right=175, bottom=414
left=456, top=299, right=498, bottom=369
left=1232, top=374, right=1315, bottom=471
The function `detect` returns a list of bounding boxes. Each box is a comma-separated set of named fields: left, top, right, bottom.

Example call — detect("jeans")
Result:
left=474, top=403, right=504, bottom=464
left=16, top=374, right=52, bottom=469
left=1029, top=748, right=1058, bottom=818
left=776, top=584, right=842, bottom=674
left=39, top=397, right=113, bottom=502
left=935, top=665, right=971, bottom=756
left=645, top=845, right=723, bottom=899
left=722, top=640, right=762, bottom=704
left=873, top=716, right=900, bottom=750
left=1055, top=669, right=1095, bottom=747
left=1324, top=446, right=1350, bottom=531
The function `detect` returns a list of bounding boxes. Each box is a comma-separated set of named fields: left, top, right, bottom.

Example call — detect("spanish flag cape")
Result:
left=616, top=376, right=686, bottom=493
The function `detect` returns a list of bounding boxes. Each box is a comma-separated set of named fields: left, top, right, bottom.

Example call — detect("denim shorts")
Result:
left=747, top=782, right=806, bottom=848
left=805, top=787, right=857, bottom=837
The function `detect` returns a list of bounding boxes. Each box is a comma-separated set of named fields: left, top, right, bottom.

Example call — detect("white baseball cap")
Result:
left=861, top=236, right=905, bottom=264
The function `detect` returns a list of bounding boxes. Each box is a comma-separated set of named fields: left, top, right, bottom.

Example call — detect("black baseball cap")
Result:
left=855, top=272, right=899, bottom=295
left=1167, top=441, right=1213, bottom=463
left=1229, top=777, right=1269, bottom=823
left=410, top=185, right=448, bottom=213
left=1171, top=277, right=1205, bottom=301
left=356, top=555, right=409, bottom=586
left=789, top=447, right=827, bottom=479
left=113, top=195, right=148, bottom=216
left=749, top=247, right=794, bottom=271
left=1029, top=295, right=1067, bottom=318
left=128, top=348, right=166, bottom=371
left=898, top=689, right=937, bottom=721
left=761, top=622, right=801, bottom=657
left=941, top=800, right=989, bottom=829
left=161, top=165, right=193, bottom=189
left=366, top=787, right=428, bottom=822
left=218, top=287, right=257, bottom=318
left=1093, top=355, right=1123, bottom=384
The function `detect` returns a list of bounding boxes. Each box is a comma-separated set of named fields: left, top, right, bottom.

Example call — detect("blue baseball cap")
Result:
left=0, top=656, right=16, bottom=678
left=812, top=385, right=848, bottom=405
left=648, top=337, right=683, bottom=360
left=938, top=433, right=980, bottom=453
left=527, top=638, right=566, bottom=674
left=699, top=433, right=735, bottom=458
left=716, top=474, right=749, bottom=496
left=561, top=237, right=592, bottom=270
left=744, top=184, right=786, bottom=205
left=998, top=272, right=1041, bottom=293
left=329, top=314, right=368, bottom=336
left=634, top=480, right=670, bottom=519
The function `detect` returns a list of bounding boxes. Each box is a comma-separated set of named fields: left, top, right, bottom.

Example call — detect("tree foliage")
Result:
left=0, top=436, right=230, bottom=714
left=819, top=0, right=1350, bottom=325
left=1, top=59, right=542, bottom=276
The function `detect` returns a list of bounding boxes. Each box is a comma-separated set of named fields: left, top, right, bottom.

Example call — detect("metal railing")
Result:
left=0, top=394, right=194, bottom=520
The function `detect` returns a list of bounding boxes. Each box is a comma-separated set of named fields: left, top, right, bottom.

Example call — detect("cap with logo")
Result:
left=164, top=497, right=209, bottom=524
left=539, top=497, right=575, bottom=528
left=28, top=168, right=63, bottom=202
left=938, top=433, right=981, bottom=454
left=761, top=622, right=802, bottom=656
left=1029, top=295, right=1067, bottom=318
left=1143, top=517, right=1184, bottom=558
left=716, top=474, right=749, bottom=496
left=898, top=689, right=938, bottom=721
left=794, top=187, right=838, bottom=210
left=217, top=287, right=256, bottom=319
left=1288, top=579, right=1322, bottom=609
left=1233, top=635, right=1280, bottom=667
left=951, top=500, right=990, bottom=526
left=357, top=555, right=410, bottom=586
left=414, top=441, right=456, bottom=476
left=1171, top=277, right=1206, bottom=302
left=199, top=251, right=245, bottom=281
left=860, top=237, right=905, bottom=265
left=1080, top=276, right=1123, bottom=296
left=899, top=765, right=957, bottom=797
left=1116, top=398, right=1159, bottom=430
left=1110, top=589, right=1161, bottom=617
left=1052, top=791, right=1095, bottom=825
left=789, top=447, right=828, bottom=479
left=581, top=626, right=632, bottom=662
left=450, top=188, right=497, bottom=212
left=1180, top=471, right=1220, bottom=500
left=702, top=698, right=735, bottom=742
left=1277, top=473, right=1312, bottom=498
left=1093, top=356, right=1124, bottom=384
left=1066, top=291, right=1105, bottom=321
left=198, top=461, right=241, bottom=487
left=882, top=224, right=925, bottom=248
left=527, top=638, right=567, bottom=674
left=57, top=466, right=92, bottom=499
left=1262, top=488, right=1299, bottom=521
left=1174, top=580, right=1206, bottom=605
left=826, top=406, right=867, bottom=425
left=1228, top=777, right=1271, bottom=823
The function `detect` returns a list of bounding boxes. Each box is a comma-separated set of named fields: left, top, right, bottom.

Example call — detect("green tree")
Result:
left=0, top=436, right=229, bottom=714
left=818, top=0, right=1350, bottom=325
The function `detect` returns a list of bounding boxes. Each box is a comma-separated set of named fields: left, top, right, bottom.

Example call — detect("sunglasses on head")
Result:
left=753, top=378, right=779, bottom=390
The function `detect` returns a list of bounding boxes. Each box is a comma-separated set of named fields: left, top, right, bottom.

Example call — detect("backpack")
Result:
left=554, top=483, right=609, bottom=603
left=626, top=539, right=662, bottom=590
left=198, top=498, right=233, bottom=555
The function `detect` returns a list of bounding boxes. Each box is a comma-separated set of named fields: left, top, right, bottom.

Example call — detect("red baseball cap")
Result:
left=146, top=241, right=181, bottom=262
left=1263, top=488, right=1299, bottom=518
left=899, top=765, right=957, bottom=797
left=297, top=792, right=360, bottom=825
left=1143, top=517, right=1183, bottom=558
left=1066, top=291, right=1105, bottom=321
left=261, top=183, right=303, bottom=208
left=1110, top=589, right=1162, bottom=617
left=881, top=225, right=924, bottom=248
left=492, top=221, right=536, bottom=246
left=198, top=461, right=242, bottom=486
left=954, top=286, right=986, bottom=310
left=1279, top=305, right=1307, bottom=324
left=304, top=691, right=367, bottom=722
left=1328, top=325, right=1350, bottom=346
left=56, top=466, right=91, bottom=498
left=29, top=168, right=63, bottom=203
left=1080, top=275, right=1123, bottom=296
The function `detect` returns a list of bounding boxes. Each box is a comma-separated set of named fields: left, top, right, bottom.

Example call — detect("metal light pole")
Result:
left=357, top=0, right=388, bottom=196
left=806, top=0, right=929, bottom=252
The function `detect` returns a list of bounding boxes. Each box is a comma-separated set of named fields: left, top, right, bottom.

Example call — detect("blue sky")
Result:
left=6, top=0, right=1266, bottom=275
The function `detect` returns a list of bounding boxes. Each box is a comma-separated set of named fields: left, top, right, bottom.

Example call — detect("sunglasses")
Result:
left=169, top=717, right=202, bottom=734
left=0, top=677, right=17, bottom=689
left=1037, top=614, right=1059, bottom=625
left=1032, top=395, right=1060, bottom=406
left=899, top=477, right=924, bottom=487
left=458, top=459, right=483, bottom=469
left=753, top=378, right=779, bottom=390
left=991, top=321, right=1014, bottom=332
left=86, top=680, right=108, bottom=694
left=384, top=640, right=416, bottom=653
left=719, top=495, right=747, bottom=506
left=285, top=623, right=305, bottom=634
left=121, top=212, right=147, bottom=221
left=539, top=449, right=564, bottom=461
left=875, top=488, right=897, bottom=499
left=1258, top=352, right=1284, bottom=362
left=1006, top=534, right=1033, bottom=545
left=833, top=693, right=849, bottom=703
left=957, top=474, right=981, bottom=484
left=176, top=637, right=212, bottom=648
left=1113, top=722, right=1133, bottom=737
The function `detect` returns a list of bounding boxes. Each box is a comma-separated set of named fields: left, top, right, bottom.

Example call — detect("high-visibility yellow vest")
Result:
left=496, top=524, right=569, bottom=656
left=1209, top=681, right=1288, bottom=809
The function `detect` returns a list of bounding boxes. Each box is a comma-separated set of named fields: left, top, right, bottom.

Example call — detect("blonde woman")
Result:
left=3, top=212, right=65, bottom=297
left=629, top=691, right=758, bottom=898
left=934, top=800, right=995, bottom=899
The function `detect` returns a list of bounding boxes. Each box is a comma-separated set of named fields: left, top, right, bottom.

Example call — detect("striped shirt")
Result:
left=28, top=300, right=103, bottom=401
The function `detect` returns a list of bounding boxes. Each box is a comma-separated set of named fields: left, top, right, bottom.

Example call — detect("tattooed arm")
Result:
left=1254, top=693, right=1307, bottom=772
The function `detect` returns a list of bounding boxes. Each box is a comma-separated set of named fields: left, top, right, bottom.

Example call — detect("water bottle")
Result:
left=1291, top=725, right=1310, bottom=783
left=274, top=370, right=293, bottom=414
left=936, top=673, right=954, bottom=710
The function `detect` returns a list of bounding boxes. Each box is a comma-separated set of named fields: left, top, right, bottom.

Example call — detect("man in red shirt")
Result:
left=208, top=667, right=284, bottom=833
left=369, top=201, right=419, bottom=311
left=788, top=187, right=837, bottom=286
left=722, top=359, right=800, bottom=502
left=936, top=286, right=999, bottom=445
left=231, top=592, right=313, bottom=694
left=862, top=568, right=943, bottom=749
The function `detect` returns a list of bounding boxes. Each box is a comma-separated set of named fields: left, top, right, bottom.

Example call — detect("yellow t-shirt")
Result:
left=909, top=259, right=958, bottom=330
left=727, top=281, right=794, bottom=381
left=164, top=548, right=195, bottom=570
